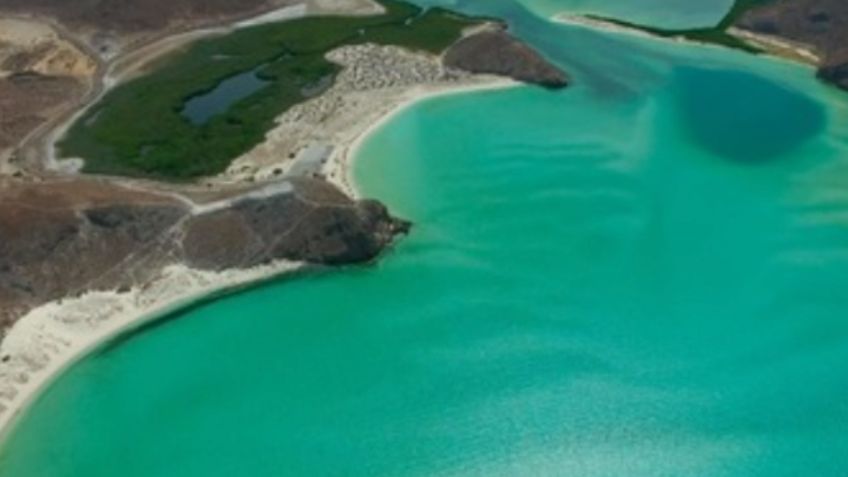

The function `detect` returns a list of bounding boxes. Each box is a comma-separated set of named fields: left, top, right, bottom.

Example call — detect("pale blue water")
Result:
left=181, top=69, right=268, bottom=125
left=3, top=2, right=848, bottom=476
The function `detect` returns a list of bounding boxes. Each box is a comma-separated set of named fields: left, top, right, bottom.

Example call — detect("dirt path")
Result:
left=11, top=0, right=379, bottom=178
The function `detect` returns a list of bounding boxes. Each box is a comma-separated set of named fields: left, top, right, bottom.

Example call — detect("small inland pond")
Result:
left=55, top=0, right=481, bottom=180
left=181, top=68, right=270, bottom=125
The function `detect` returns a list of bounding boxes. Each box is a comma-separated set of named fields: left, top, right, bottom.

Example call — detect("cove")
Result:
left=3, top=1, right=848, bottom=476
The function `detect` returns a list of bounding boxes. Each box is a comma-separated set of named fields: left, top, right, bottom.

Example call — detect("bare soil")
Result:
left=737, top=0, right=848, bottom=90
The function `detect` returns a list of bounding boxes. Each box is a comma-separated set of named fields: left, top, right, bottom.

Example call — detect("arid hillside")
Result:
left=0, top=176, right=408, bottom=334
left=0, top=18, right=96, bottom=172
left=0, top=0, right=286, bottom=35
left=736, top=0, right=848, bottom=90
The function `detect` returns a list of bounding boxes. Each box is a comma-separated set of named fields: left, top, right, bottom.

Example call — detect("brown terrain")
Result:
left=0, top=0, right=569, bottom=340
left=0, top=18, right=97, bottom=171
left=0, top=176, right=408, bottom=334
left=736, top=0, right=848, bottom=90
left=444, top=30, right=569, bottom=89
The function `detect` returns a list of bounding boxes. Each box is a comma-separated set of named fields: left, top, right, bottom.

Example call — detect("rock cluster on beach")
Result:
left=222, top=42, right=480, bottom=184
left=182, top=177, right=409, bottom=269
left=735, top=0, right=848, bottom=91
left=444, top=30, right=568, bottom=89
left=226, top=37, right=570, bottom=185
left=0, top=176, right=409, bottom=335
left=281, top=44, right=465, bottom=127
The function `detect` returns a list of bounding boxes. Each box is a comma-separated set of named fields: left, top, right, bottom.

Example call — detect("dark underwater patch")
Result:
left=674, top=65, right=825, bottom=163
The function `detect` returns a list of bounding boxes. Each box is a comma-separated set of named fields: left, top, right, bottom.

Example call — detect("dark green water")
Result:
left=2, top=1, right=848, bottom=475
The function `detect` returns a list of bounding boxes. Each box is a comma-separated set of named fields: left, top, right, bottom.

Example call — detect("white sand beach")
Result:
left=0, top=14, right=517, bottom=442
left=553, top=12, right=822, bottom=66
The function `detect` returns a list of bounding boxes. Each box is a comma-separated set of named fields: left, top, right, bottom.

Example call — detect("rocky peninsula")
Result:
left=554, top=0, right=848, bottom=93
left=0, top=0, right=567, bottom=434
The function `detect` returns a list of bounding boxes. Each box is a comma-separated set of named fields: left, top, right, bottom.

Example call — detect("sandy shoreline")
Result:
left=727, top=27, right=821, bottom=65
left=0, top=48, right=517, bottom=446
left=38, top=0, right=382, bottom=174
left=327, top=80, right=518, bottom=198
left=0, top=262, right=305, bottom=442
left=552, top=12, right=822, bottom=67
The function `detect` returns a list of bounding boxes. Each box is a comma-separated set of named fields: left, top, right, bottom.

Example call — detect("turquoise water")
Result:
left=3, top=2, right=848, bottom=476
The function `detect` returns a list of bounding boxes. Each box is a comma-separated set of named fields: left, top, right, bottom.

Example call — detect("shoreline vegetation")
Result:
left=578, top=0, right=771, bottom=54
left=554, top=0, right=836, bottom=80
left=555, top=0, right=848, bottom=92
left=57, top=0, right=487, bottom=180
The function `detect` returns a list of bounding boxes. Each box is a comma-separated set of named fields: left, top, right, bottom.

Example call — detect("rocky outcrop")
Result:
left=735, top=0, right=848, bottom=91
left=0, top=176, right=408, bottom=335
left=444, top=30, right=568, bottom=89
left=0, top=18, right=95, bottom=169
left=182, top=177, right=409, bottom=269
left=818, top=62, right=848, bottom=90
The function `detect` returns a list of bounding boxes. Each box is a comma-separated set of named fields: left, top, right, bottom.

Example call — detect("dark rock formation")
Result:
left=444, top=30, right=568, bottom=89
left=182, top=178, right=409, bottom=270
left=817, top=61, right=848, bottom=91
left=0, top=177, right=409, bottom=335
left=736, top=0, right=848, bottom=91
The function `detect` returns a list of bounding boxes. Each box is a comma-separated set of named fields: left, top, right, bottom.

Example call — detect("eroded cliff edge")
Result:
left=0, top=177, right=409, bottom=333
left=445, top=30, right=569, bottom=89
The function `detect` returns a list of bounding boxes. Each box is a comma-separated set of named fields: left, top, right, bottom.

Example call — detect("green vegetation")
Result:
left=719, top=0, right=773, bottom=29
left=60, top=0, right=481, bottom=180
left=586, top=0, right=773, bottom=54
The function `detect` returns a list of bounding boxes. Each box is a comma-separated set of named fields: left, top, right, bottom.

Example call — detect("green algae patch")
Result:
left=58, top=0, right=481, bottom=180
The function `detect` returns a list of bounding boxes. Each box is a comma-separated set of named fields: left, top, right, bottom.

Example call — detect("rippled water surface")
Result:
left=2, top=1, right=848, bottom=476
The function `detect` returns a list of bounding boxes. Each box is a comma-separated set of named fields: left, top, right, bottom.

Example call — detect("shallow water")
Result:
left=3, top=2, right=848, bottom=476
